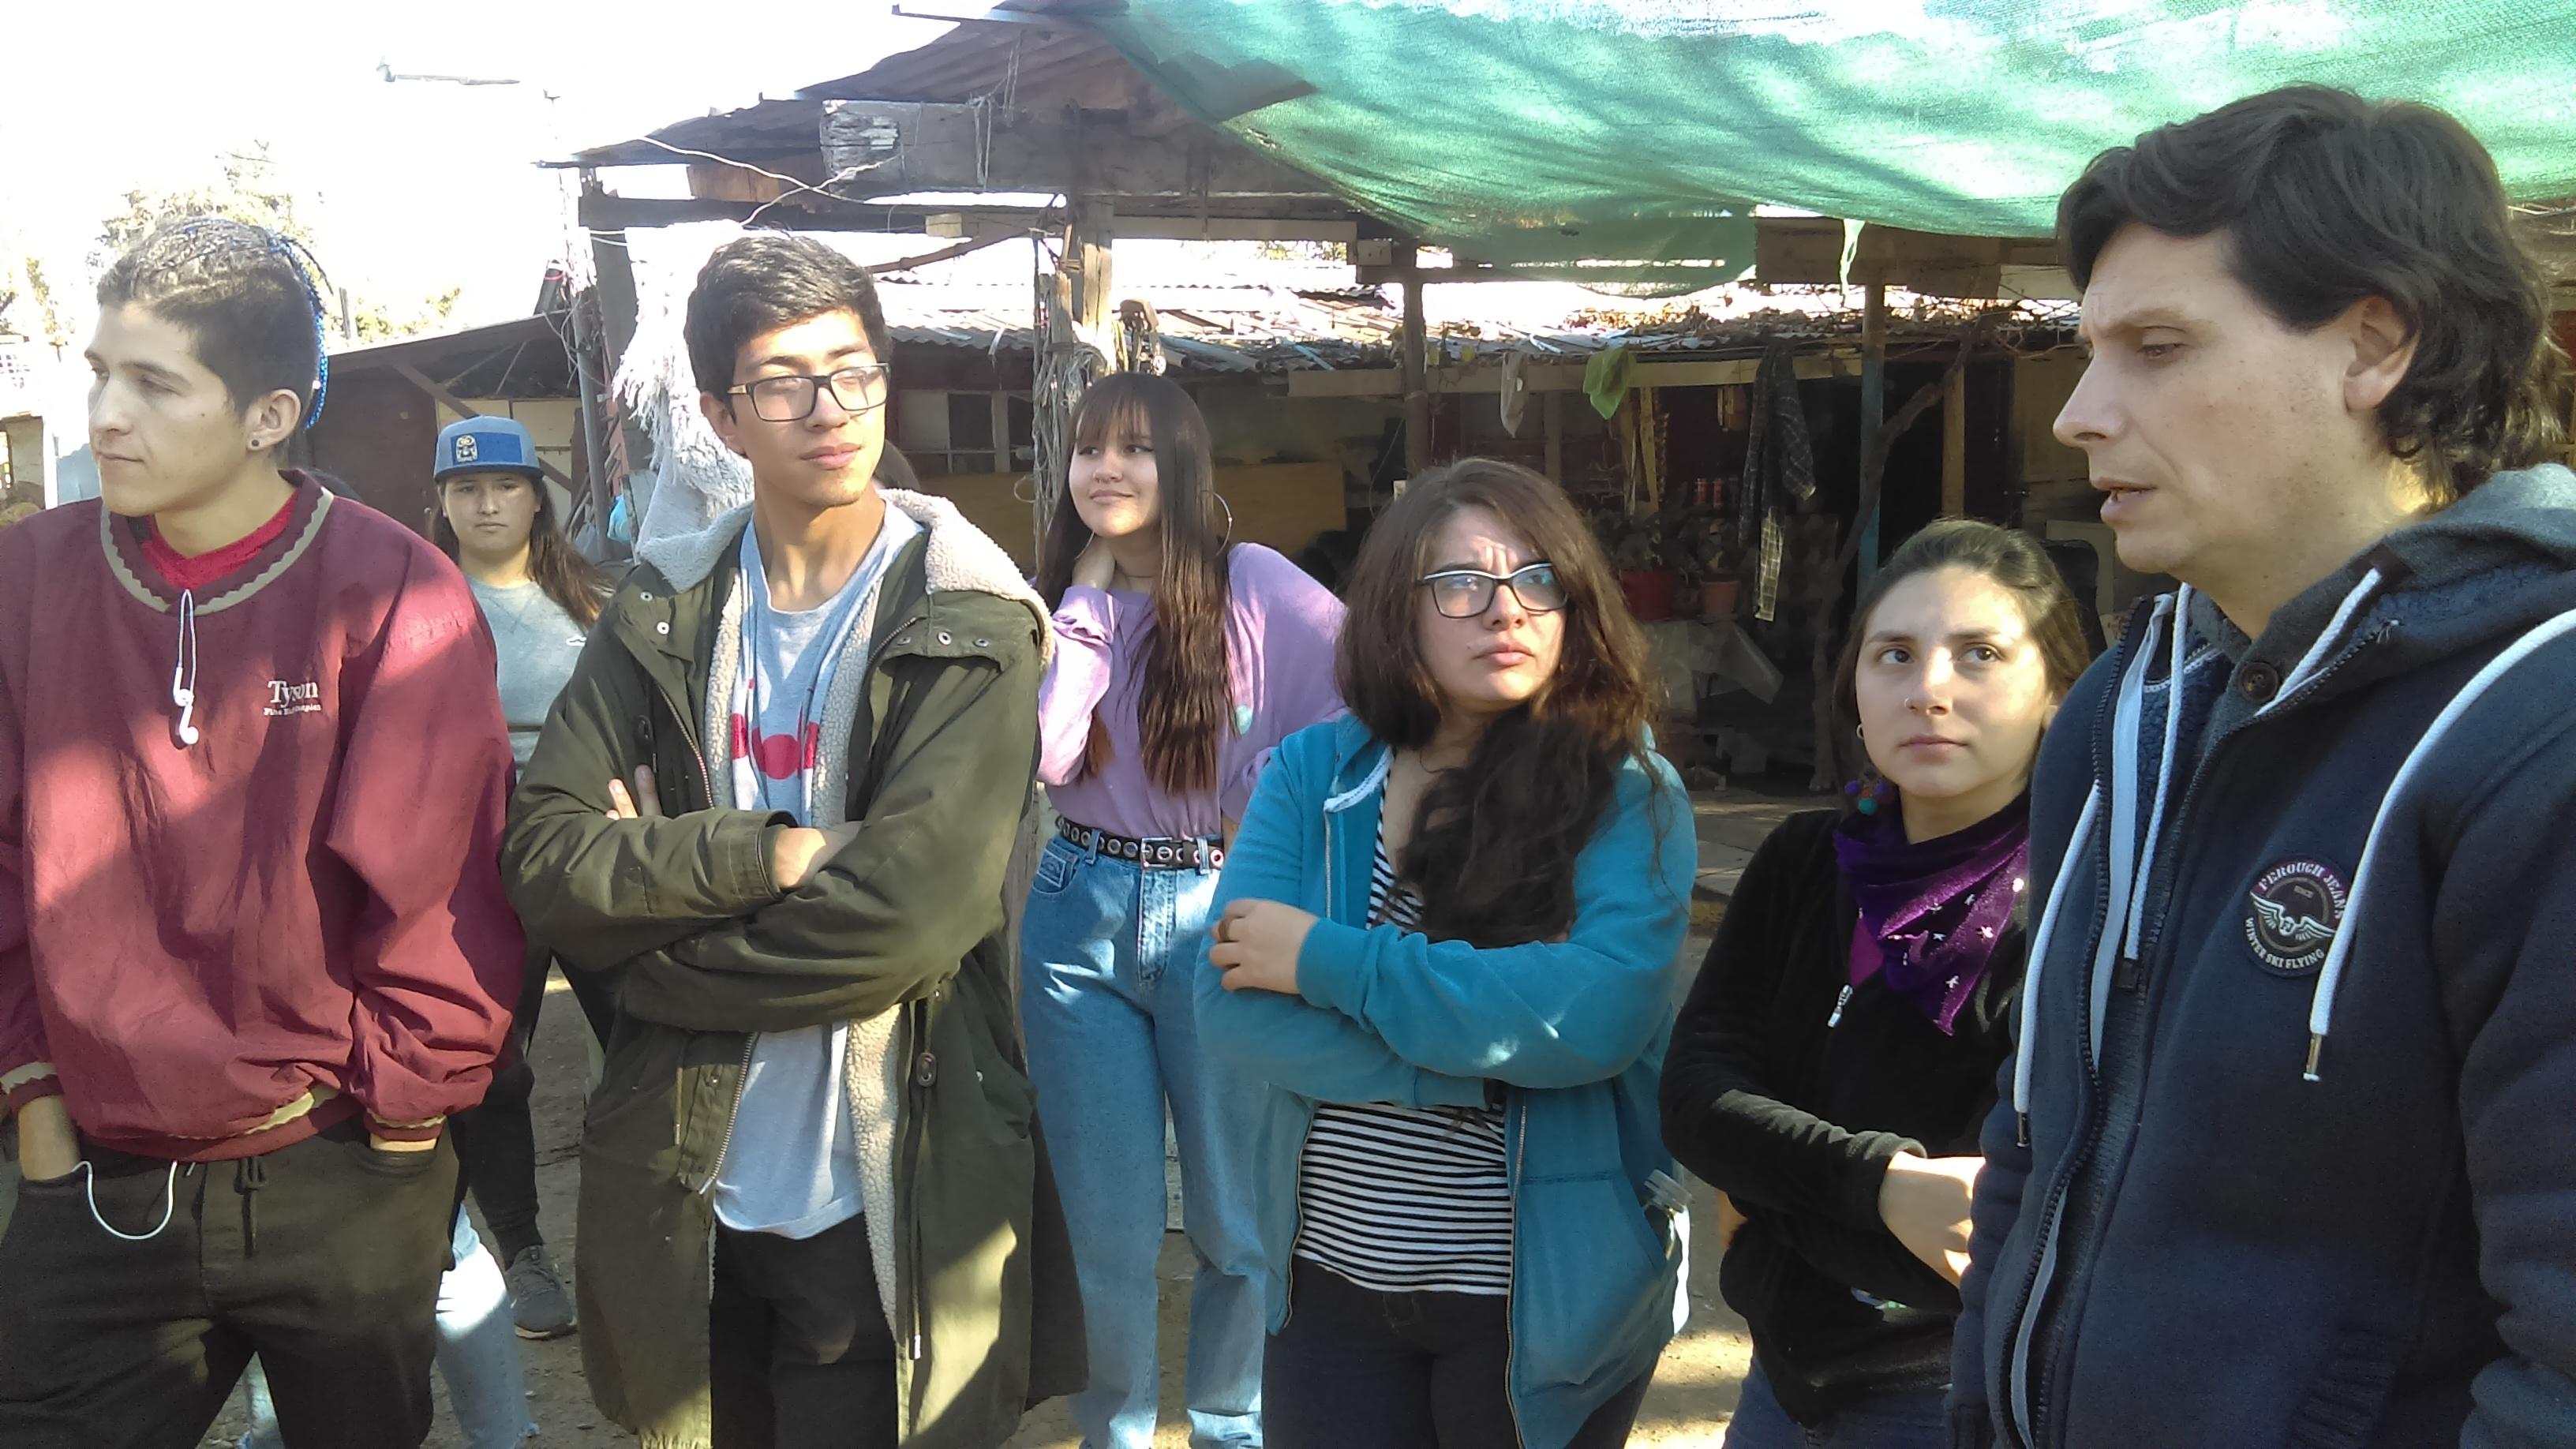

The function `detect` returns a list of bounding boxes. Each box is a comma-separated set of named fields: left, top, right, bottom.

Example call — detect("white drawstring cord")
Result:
left=2121, top=585, right=2192, bottom=960
left=171, top=589, right=200, bottom=747
left=2262, top=567, right=2383, bottom=717
left=1323, top=747, right=1393, bottom=814
left=81, top=1159, right=182, bottom=1241
left=2014, top=784, right=2102, bottom=1145
left=2087, top=597, right=2168, bottom=1065
left=2304, top=604, right=2576, bottom=1080
left=2012, top=592, right=2172, bottom=1142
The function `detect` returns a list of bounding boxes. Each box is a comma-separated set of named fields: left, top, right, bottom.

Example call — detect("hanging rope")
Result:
left=1029, top=236, right=1104, bottom=557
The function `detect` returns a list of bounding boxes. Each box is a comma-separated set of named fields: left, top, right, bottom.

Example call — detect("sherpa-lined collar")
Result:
left=635, top=487, right=1051, bottom=666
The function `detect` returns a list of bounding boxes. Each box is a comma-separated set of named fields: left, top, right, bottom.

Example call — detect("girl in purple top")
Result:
left=1021, top=373, right=1344, bottom=1449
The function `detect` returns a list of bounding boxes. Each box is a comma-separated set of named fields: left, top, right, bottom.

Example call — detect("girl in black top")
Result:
left=1661, top=521, right=2093, bottom=1446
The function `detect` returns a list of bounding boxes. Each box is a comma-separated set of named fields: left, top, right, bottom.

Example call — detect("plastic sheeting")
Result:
left=1089, top=0, right=2576, bottom=284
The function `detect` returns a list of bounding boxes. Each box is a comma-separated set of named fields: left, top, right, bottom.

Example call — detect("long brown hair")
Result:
left=433, top=472, right=609, bottom=629
left=1034, top=374, right=1234, bottom=799
left=1339, top=459, right=1661, bottom=949
left=1829, top=519, right=2095, bottom=791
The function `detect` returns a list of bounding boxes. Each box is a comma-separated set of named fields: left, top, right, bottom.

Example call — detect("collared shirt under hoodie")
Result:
left=712, top=504, right=919, bottom=1238
left=0, top=471, right=524, bottom=1157
left=1953, top=463, right=2576, bottom=1449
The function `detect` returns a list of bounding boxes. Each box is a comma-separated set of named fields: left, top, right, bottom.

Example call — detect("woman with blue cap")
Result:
left=429, top=413, right=608, bottom=1342
left=242, top=415, right=607, bottom=1447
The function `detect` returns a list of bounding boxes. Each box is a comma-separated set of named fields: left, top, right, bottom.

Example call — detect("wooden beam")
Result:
left=927, top=212, right=1358, bottom=243
left=1401, top=251, right=1431, bottom=474
left=1857, top=282, right=1888, bottom=583
left=1751, top=217, right=2064, bottom=298
left=1285, top=353, right=1856, bottom=399
left=579, top=191, right=949, bottom=233
left=1941, top=363, right=1968, bottom=518
left=584, top=177, right=654, bottom=509
left=1543, top=389, right=1564, bottom=485
left=1067, top=199, right=1115, bottom=337
left=392, top=363, right=578, bottom=496
left=568, top=294, right=618, bottom=557
left=1751, top=216, right=1848, bottom=286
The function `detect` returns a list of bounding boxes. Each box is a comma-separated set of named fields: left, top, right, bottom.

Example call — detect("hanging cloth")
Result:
left=1739, top=339, right=1816, bottom=623
left=1583, top=346, right=1635, bottom=421
left=1499, top=350, right=1530, bottom=436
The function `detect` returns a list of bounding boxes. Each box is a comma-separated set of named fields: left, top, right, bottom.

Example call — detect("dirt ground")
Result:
left=197, top=946, right=1750, bottom=1448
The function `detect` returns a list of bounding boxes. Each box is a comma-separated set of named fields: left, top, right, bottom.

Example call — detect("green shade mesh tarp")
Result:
left=1087, top=0, right=2576, bottom=284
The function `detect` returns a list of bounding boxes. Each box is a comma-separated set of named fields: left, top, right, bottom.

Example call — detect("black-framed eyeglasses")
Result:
left=1419, top=562, right=1567, bottom=619
left=725, top=364, right=889, bottom=422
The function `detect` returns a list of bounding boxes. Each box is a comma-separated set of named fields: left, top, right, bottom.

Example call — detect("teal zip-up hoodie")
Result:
left=1196, top=714, right=1696, bottom=1449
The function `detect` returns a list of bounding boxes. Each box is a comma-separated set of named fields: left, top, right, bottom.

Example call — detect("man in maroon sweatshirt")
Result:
left=0, top=219, right=524, bottom=1447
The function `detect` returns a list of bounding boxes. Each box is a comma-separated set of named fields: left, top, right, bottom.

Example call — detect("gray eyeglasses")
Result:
left=1419, top=563, right=1567, bottom=618
left=726, top=364, right=889, bottom=422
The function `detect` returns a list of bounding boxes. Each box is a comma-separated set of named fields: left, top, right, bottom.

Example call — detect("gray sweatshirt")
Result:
left=466, top=578, right=588, bottom=766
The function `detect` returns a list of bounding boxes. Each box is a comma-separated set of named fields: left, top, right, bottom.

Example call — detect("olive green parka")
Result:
left=504, top=489, right=1083, bottom=1449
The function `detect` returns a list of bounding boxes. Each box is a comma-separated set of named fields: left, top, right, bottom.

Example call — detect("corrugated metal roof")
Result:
left=878, top=281, right=2073, bottom=375
left=877, top=273, right=1400, bottom=372
left=557, top=3, right=1174, bottom=171
left=800, top=13, right=1122, bottom=104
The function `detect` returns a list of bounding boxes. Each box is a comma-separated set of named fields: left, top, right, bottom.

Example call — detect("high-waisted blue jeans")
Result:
left=1021, top=834, right=1267, bottom=1449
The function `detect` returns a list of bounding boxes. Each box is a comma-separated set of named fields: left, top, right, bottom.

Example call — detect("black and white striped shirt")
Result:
left=1294, top=819, right=1514, bottom=1295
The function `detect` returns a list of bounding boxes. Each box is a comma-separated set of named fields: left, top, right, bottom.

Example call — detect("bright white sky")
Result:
left=2, top=1, right=958, bottom=331
left=0, top=2, right=1820, bottom=356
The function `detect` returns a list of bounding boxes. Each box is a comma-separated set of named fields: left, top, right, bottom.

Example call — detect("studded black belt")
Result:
left=1055, top=817, right=1224, bottom=871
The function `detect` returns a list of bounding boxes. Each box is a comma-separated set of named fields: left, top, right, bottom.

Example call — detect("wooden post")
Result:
left=1856, top=282, right=1888, bottom=584
left=1401, top=246, right=1432, bottom=475
left=1068, top=199, right=1116, bottom=338
left=583, top=171, right=653, bottom=495
left=569, top=295, right=619, bottom=556
left=1941, top=357, right=1968, bottom=518
left=1543, top=388, right=1565, bottom=485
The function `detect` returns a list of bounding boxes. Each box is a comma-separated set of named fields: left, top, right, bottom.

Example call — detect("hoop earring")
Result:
left=1207, top=492, right=1235, bottom=548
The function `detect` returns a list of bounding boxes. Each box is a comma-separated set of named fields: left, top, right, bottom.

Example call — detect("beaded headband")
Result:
left=167, top=219, right=333, bottom=429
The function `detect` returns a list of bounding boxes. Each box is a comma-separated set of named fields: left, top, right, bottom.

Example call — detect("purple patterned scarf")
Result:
left=1832, top=794, right=2030, bottom=1034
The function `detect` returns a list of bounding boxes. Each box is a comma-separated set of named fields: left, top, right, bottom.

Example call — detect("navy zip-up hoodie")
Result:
left=1951, top=465, right=2576, bottom=1449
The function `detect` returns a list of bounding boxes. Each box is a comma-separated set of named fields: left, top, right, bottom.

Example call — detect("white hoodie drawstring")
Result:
left=2121, top=585, right=2192, bottom=962
left=2304, top=604, right=2576, bottom=1080
left=1323, top=748, right=1392, bottom=814
left=2262, top=568, right=2383, bottom=717
left=2084, top=596, right=2170, bottom=1064
left=2012, top=596, right=2170, bottom=1141
left=171, top=589, right=200, bottom=748
left=2015, top=783, right=2101, bottom=1145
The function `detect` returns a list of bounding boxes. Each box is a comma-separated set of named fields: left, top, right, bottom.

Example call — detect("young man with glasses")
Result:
left=504, top=234, right=1082, bottom=1449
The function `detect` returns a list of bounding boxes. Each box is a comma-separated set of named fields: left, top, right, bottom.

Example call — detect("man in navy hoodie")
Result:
left=1949, top=87, right=2576, bottom=1448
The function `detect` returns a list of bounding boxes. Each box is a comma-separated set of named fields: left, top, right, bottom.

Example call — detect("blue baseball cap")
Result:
left=434, top=416, right=543, bottom=481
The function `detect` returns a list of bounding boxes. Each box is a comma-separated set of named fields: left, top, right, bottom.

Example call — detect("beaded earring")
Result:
left=1844, top=777, right=1898, bottom=815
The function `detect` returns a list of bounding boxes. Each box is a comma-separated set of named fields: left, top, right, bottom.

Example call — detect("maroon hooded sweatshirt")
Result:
left=0, top=472, right=523, bottom=1160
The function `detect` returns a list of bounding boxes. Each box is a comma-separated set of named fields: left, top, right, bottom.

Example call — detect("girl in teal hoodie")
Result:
left=1198, top=458, right=1696, bottom=1449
